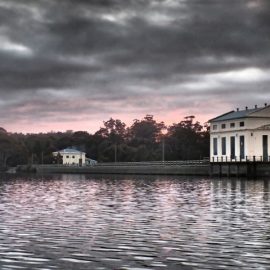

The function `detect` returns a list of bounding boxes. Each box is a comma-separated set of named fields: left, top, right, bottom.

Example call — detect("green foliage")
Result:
left=128, top=115, right=165, bottom=146
left=0, top=115, right=209, bottom=166
left=167, top=116, right=209, bottom=160
left=0, top=131, right=27, bottom=167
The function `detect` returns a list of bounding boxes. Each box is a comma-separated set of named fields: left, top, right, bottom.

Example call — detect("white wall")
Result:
left=211, top=118, right=270, bottom=133
left=62, top=153, right=86, bottom=165
left=210, top=133, right=239, bottom=161
left=210, top=129, right=270, bottom=161
left=53, top=152, right=86, bottom=165
left=210, top=107, right=270, bottom=161
left=246, top=118, right=270, bottom=129
left=248, top=131, right=270, bottom=158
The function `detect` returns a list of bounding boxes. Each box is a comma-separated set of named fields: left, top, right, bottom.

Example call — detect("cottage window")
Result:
left=221, top=124, right=226, bottom=129
left=72, top=156, right=75, bottom=159
left=66, top=155, right=69, bottom=158
left=222, top=137, right=226, bottom=155
left=213, top=138, right=218, bottom=156
left=240, top=121, right=245, bottom=127
left=213, top=125, right=217, bottom=130
left=230, top=123, right=235, bottom=128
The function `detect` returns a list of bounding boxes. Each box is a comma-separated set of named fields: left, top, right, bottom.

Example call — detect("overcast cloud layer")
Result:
left=0, top=0, right=270, bottom=133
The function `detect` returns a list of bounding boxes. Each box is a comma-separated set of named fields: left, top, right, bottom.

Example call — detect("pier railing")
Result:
left=94, top=160, right=209, bottom=167
left=36, top=159, right=210, bottom=168
left=211, top=156, right=270, bottom=163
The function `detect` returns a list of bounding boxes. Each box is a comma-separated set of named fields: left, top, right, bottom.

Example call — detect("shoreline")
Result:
left=33, top=164, right=209, bottom=176
left=11, top=162, right=270, bottom=178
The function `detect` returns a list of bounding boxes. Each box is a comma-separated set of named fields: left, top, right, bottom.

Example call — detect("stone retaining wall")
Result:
left=34, top=164, right=210, bottom=176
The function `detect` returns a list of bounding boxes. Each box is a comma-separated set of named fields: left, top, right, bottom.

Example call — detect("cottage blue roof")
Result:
left=209, top=106, right=265, bottom=122
left=55, top=148, right=85, bottom=154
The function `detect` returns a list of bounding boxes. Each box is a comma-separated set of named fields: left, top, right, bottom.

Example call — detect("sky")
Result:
left=0, top=0, right=270, bottom=133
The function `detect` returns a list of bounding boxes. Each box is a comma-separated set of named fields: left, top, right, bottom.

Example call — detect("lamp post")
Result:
left=162, top=138, right=165, bottom=163
left=161, top=129, right=168, bottom=163
left=41, top=151, right=44, bottom=165
left=114, top=144, right=117, bottom=163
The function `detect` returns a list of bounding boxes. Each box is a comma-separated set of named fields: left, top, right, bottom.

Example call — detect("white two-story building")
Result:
left=209, top=104, right=270, bottom=162
left=53, top=148, right=86, bottom=166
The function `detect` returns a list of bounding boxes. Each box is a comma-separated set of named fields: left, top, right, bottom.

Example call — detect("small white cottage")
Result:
left=209, top=104, right=270, bottom=162
left=53, top=148, right=86, bottom=166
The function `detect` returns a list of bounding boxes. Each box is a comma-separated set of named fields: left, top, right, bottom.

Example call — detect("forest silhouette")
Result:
left=0, top=115, right=209, bottom=167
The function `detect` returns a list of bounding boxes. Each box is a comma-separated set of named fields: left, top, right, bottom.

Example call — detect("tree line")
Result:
left=0, top=115, right=209, bottom=167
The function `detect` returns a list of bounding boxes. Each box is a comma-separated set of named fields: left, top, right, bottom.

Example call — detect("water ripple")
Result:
left=0, top=174, right=270, bottom=269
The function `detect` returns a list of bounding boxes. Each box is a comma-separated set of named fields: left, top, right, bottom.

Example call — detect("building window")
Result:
left=230, top=136, right=235, bottom=159
left=221, top=124, right=226, bottom=129
left=213, top=138, right=218, bottom=156
left=213, top=125, right=217, bottom=130
left=240, top=135, right=245, bottom=159
left=240, top=121, right=245, bottom=127
left=230, top=123, right=235, bottom=128
left=72, top=156, right=75, bottom=159
left=263, top=135, right=268, bottom=161
left=222, top=137, right=226, bottom=155
left=66, top=155, right=69, bottom=158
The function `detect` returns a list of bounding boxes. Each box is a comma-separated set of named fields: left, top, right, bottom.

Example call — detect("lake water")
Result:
left=0, top=174, right=270, bottom=270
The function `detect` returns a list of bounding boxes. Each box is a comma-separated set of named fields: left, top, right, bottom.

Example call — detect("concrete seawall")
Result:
left=34, top=164, right=210, bottom=176
left=16, top=162, right=270, bottom=177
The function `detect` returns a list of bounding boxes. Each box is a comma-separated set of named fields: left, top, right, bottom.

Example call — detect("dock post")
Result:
left=253, top=162, right=257, bottom=179
left=228, top=163, right=231, bottom=177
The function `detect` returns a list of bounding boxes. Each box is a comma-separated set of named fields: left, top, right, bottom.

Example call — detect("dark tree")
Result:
left=0, top=115, right=210, bottom=166
left=127, top=115, right=166, bottom=161
left=167, top=116, right=209, bottom=160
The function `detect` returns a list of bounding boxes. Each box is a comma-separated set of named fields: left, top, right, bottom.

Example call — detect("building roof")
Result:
left=256, top=124, right=270, bottom=130
left=53, top=148, right=85, bottom=154
left=85, top=158, right=97, bottom=161
left=209, top=106, right=270, bottom=122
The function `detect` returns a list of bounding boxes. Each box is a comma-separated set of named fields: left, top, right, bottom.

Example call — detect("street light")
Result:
left=114, top=144, right=117, bottom=163
left=41, top=151, right=44, bottom=165
left=161, top=129, right=168, bottom=163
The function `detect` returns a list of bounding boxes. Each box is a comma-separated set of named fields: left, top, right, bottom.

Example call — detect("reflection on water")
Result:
left=0, top=174, right=270, bottom=270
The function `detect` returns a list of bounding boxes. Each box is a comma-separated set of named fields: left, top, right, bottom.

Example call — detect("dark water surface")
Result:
left=0, top=174, right=270, bottom=270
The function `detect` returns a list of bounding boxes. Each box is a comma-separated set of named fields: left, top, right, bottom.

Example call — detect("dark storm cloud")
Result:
left=0, top=0, right=270, bottom=132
